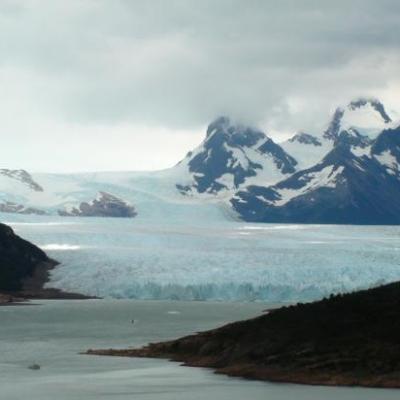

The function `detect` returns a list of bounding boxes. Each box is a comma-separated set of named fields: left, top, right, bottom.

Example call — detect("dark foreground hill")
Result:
left=0, top=223, right=89, bottom=301
left=87, top=281, right=400, bottom=388
left=0, top=222, right=56, bottom=292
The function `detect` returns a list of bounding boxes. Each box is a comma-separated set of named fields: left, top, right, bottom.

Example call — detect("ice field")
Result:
left=4, top=212, right=400, bottom=301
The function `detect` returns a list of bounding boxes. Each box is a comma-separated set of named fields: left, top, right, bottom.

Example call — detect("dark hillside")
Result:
left=88, top=281, right=400, bottom=387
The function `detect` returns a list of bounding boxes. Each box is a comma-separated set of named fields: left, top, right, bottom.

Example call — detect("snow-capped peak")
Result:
left=175, top=116, right=297, bottom=195
left=348, top=98, right=392, bottom=123
left=324, top=98, right=392, bottom=141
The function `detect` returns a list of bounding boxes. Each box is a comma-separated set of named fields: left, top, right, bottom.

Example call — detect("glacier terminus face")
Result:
left=4, top=214, right=400, bottom=302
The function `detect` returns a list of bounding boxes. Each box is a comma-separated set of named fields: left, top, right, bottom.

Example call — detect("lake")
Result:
left=1, top=299, right=398, bottom=400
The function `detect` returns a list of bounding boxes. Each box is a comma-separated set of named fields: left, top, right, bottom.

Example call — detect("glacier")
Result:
left=1, top=98, right=400, bottom=301
left=4, top=213, right=400, bottom=302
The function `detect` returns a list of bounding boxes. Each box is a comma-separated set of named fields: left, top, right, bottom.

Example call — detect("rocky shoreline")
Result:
left=87, top=282, right=400, bottom=388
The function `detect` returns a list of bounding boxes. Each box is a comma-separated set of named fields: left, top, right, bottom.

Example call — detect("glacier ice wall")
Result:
left=4, top=214, right=400, bottom=302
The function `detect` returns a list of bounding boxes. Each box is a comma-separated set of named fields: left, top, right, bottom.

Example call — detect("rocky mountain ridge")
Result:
left=231, top=99, right=400, bottom=224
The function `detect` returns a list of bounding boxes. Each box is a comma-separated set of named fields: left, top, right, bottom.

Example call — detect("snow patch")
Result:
left=341, top=101, right=390, bottom=138
left=280, top=137, right=332, bottom=169
left=275, top=166, right=344, bottom=206
left=374, top=150, right=399, bottom=174
left=351, top=145, right=371, bottom=158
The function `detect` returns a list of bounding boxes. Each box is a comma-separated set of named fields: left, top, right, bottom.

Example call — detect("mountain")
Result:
left=175, top=116, right=297, bottom=195
left=280, top=98, right=392, bottom=169
left=232, top=128, right=400, bottom=224
left=88, top=280, right=400, bottom=388
left=0, top=97, right=398, bottom=225
left=232, top=99, right=400, bottom=224
left=0, top=117, right=299, bottom=219
left=324, top=98, right=392, bottom=141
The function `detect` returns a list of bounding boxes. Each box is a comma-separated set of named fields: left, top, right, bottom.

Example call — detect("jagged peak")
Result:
left=348, top=98, right=392, bottom=123
left=324, top=97, right=392, bottom=141
left=323, top=108, right=345, bottom=140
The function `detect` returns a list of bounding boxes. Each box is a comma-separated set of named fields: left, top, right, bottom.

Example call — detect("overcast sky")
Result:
left=1, top=0, right=400, bottom=172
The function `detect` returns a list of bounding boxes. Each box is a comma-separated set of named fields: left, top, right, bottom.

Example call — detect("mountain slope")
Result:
left=232, top=125, right=400, bottom=224
left=280, top=132, right=331, bottom=169
left=371, top=127, right=400, bottom=176
left=232, top=98, right=400, bottom=224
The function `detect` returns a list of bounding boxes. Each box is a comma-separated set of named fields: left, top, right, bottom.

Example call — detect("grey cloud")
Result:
left=0, top=0, right=400, bottom=170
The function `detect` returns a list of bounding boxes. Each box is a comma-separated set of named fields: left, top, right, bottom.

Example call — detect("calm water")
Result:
left=0, top=299, right=398, bottom=400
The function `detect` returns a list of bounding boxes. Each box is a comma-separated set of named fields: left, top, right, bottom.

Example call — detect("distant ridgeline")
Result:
left=0, top=97, right=399, bottom=224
